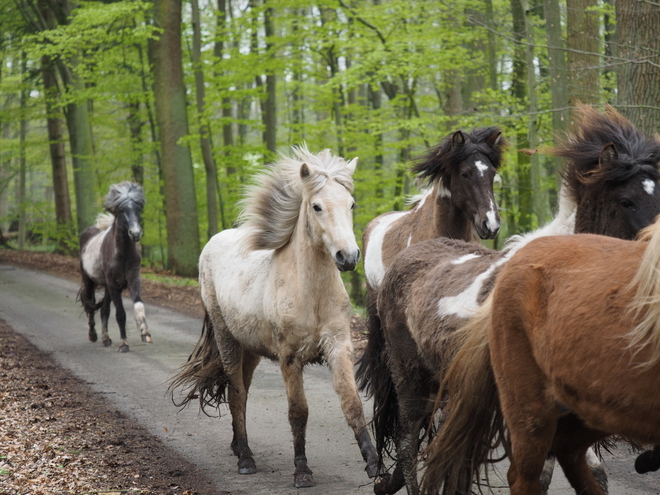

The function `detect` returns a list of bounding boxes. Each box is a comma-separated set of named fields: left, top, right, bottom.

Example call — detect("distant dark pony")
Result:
left=78, top=182, right=149, bottom=353
left=423, top=217, right=660, bottom=495
left=359, top=106, right=660, bottom=494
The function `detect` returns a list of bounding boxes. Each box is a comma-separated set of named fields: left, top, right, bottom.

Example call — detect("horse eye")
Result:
left=312, top=204, right=322, bottom=212
left=351, top=202, right=356, bottom=210
left=620, top=198, right=635, bottom=210
left=460, top=172, right=470, bottom=180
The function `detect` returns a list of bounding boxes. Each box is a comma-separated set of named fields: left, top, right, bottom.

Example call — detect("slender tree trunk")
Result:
left=616, top=0, right=660, bottom=136
left=485, top=0, right=498, bottom=91
left=18, top=52, right=27, bottom=250
left=151, top=0, right=201, bottom=277
left=191, top=0, right=219, bottom=239
left=42, top=54, right=74, bottom=252
left=263, top=2, right=277, bottom=154
left=127, top=101, right=145, bottom=185
left=566, top=0, right=600, bottom=121
left=511, top=0, right=532, bottom=232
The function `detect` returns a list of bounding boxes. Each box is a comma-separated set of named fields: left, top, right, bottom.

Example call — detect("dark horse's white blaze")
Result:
left=169, top=146, right=378, bottom=489
left=78, top=182, right=148, bottom=353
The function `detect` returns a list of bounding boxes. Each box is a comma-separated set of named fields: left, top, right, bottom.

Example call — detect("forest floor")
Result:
left=0, top=248, right=368, bottom=495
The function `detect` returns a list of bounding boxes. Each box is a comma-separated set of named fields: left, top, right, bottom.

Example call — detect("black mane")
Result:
left=559, top=105, right=660, bottom=197
left=412, top=126, right=506, bottom=187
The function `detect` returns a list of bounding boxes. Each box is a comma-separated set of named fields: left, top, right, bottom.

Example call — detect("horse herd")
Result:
left=76, top=105, right=660, bottom=495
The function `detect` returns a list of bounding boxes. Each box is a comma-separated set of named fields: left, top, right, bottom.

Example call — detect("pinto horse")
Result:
left=169, top=146, right=378, bottom=488
left=78, top=181, right=150, bottom=353
left=423, top=218, right=660, bottom=495
left=361, top=106, right=660, bottom=495
left=362, top=126, right=505, bottom=292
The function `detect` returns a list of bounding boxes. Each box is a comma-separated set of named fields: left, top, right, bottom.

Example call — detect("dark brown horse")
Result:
left=358, top=106, right=660, bottom=494
left=422, top=219, right=660, bottom=495
left=78, top=182, right=150, bottom=353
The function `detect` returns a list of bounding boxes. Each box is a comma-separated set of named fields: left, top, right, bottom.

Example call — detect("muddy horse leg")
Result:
left=324, top=338, right=379, bottom=480
left=108, top=284, right=129, bottom=352
left=280, top=355, right=315, bottom=487
left=127, top=276, right=151, bottom=343
left=100, top=289, right=112, bottom=347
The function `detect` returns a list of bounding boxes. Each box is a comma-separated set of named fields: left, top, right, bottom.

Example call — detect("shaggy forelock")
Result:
left=104, top=181, right=146, bottom=213
left=412, top=126, right=506, bottom=188
left=558, top=105, right=660, bottom=198
left=238, top=145, right=355, bottom=251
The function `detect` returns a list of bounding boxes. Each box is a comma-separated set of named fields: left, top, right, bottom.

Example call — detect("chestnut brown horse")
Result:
left=422, top=219, right=660, bottom=495
left=359, top=106, right=660, bottom=494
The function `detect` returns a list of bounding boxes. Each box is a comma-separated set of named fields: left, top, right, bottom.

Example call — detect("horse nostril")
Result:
left=356, top=248, right=361, bottom=263
left=336, top=251, right=346, bottom=264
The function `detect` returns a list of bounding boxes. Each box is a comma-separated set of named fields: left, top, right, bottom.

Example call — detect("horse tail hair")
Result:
left=421, top=295, right=506, bottom=495
left=168, top=312, right=229, bottom=415
left=76, top=283, right=100, bottom=314
left=627, top=217, right=660, bottom=367
left=355, top=291, right=399, bottom=467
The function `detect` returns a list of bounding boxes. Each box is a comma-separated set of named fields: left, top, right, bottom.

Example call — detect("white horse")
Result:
left=170, top=146, right=378, bottom=488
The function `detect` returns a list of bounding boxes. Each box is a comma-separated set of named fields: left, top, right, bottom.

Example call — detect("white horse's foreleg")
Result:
left=280, top=355, right=315, bottom=488
left=324, top=337, right=379, bottom=479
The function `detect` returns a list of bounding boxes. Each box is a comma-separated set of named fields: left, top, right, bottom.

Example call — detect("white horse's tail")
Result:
left=95, top=213, right=115, bottom=231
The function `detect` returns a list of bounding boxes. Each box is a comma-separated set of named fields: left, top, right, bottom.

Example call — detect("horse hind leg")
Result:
left=100, top=289, right=112, bottom=347
left=109, top=285, right=129, bottom=352
left=79, top=276, right=98, bottom=342
left=280, top=354, right=315, bottom=487
left=212, top=321, right=257, bottom=475
left=230, top=351, right=261, bottom=461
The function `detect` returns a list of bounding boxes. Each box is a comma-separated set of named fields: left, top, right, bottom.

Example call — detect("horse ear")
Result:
left=346, top=157, right=358, bottom=175
left=487, top=131, right=503, bottom=148
left=451, top=130, right=465, bottom=149
left=599, top=143, right=618, bottom=166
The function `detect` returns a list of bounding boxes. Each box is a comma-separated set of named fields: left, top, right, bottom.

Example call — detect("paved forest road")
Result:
left=0, top=264, right=658, bottom=495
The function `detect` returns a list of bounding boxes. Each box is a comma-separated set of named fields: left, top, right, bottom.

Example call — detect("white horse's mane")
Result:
left=94, top=212, right=115, bottom=231
left=238, top=144, right=355, bottom=251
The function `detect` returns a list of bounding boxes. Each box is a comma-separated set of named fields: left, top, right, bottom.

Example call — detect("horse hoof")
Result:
left=294, top=472, right=316, bottom=488
left=237, top=457, right=256, bottom=475
left=374, top=474, right=392, bottom=494
left=142, top=334, right=152, bottom=343
left=119, top=344, right=129, bottom=353
left=89, top=333, right=98, bottom=343
left=103, top=339, right=112, bottom=347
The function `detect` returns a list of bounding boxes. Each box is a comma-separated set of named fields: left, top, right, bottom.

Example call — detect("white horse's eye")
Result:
left=312, top=204, right=322, bottom=212
left=351, top=202, right=356, bottom=210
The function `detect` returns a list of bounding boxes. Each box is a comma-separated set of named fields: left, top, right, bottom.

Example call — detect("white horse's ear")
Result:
left=300, top=163, right=310, bottom=180
left=346, top=157, right=358, bottom=175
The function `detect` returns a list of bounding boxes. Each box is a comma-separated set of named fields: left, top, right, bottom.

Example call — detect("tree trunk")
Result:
left=18, top=52, right=27, bottom=250
left=616, top=0, right=660, bottom=136
left=566, top=0, right=600, bottom=121
left=127, top=101, right=145, bottom=185
left=511, top=0, right=532, bottom=233
left=42, top=54, right=74, bottom=253
left=191, top=0, right=219, bottom=239
left=151, top=0, right=201, bottom=277
left=263, top=2, right=277, bottom=154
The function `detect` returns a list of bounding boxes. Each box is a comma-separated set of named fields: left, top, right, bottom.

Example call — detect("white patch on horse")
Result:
left=364, top=211, right=410, bottom=288
left=451, top=253, right=481, bottom=265
left=133, top=301, right=148, bottom=333
left=486, top=199, right=499, bottom=231
left=406, top=234, right=412, bottom=248
left=475, top=160, right=488, bottom=177
left=436, top=181, right=451, bottom=198
left=643, top=179, right=655, bottom=196
left=408, top=188, right=432, bottom=210
left=81, top=227, right=111, bottom=283
left=440, top=184, right=580, bottom=321
left=437, top=257, right=509, bottom=319
left=586, top=448, right=602, bottom=469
